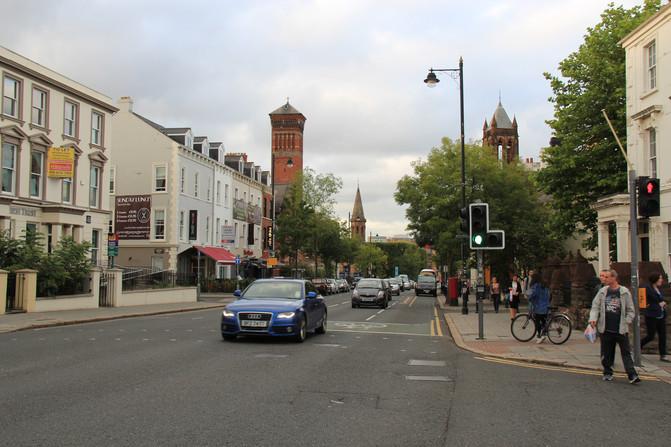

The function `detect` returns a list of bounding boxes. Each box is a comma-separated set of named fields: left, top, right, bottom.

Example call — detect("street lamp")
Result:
left=424, top=57, right=467, bottom=313
left=270, top=155, right=294, bottom=252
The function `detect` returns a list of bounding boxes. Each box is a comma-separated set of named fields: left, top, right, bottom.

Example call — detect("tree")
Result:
left=297, top=167, right=343, bottom=218
left=395, top=138, right=559, bottom=278
left=275, top=184, right=315, bottom=276
left=354, top=244, right=387, bottom=278
left=373, top=241, right=427, bottom=278
left=538, top=0, right=662, bottom=250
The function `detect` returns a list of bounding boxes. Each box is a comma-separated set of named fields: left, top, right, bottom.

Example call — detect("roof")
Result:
left=351, top=186, right=366, bottom=221
left=194, top=245, right=237, bottom=264
left=488, top=101, right=514, bottom=130
left=270, top=101, right=303, bottom=116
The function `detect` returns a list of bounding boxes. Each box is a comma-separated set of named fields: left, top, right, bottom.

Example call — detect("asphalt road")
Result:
left=1, top=289, right=670, bottom=446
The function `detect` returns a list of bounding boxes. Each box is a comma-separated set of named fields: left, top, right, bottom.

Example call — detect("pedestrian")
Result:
left=640, top=272, right=669, bottom=362
left=593, top=269, right=608, bottom=298
left=509, top=274, right=522, bottom=320
left=491, top=276, right=501, bottom=313
left=588, top=269, right=641, bottom=383
left=529, top=272, right=550, bottom=343
left=524, top=269, right=535, bottom=312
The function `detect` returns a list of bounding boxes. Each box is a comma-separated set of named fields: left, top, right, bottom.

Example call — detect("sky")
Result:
left=1, top=0, right=647, bottom=238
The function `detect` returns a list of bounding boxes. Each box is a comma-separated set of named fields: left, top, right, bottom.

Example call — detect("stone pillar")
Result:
left=597, top=221, right=610, bottom=272
left=90, top=267, right=101, bottom=306
left=108, top=268, right=123, bottom=307
left=0, top=270, right=7, bottom=315
left=16, top=269, right=38, bottom=313
left=615, top=217, right=630, bottom=263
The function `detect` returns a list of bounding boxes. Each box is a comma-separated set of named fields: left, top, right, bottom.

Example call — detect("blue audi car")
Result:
left=220, top=279, right=327, bottom=342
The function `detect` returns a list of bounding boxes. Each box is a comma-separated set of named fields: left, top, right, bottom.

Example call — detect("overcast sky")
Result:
left=1, top=0, right=647, bottom=237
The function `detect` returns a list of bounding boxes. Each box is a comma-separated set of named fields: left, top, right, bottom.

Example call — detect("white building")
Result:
left=594, top=4, right=671, bottom=273
left=1, top=46, right=116, bottom=264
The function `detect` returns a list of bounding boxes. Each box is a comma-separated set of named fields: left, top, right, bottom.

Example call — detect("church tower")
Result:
left=269, top=100, right=306, bottom=210
left=350, top=186, right=366, bottom=244
left=483, top=99, right=519, bottom=164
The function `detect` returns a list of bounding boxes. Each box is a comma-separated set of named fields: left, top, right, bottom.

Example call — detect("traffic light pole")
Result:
left=476, top=249, right=485, bottom=340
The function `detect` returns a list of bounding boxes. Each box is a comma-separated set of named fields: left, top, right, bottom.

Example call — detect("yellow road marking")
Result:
left=474, top=356, right=660, bottom=381
left=408, top=296, right=417, bottom=307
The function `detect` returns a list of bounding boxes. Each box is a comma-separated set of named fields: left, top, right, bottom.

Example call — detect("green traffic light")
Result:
left=473, top=234, right=483, bottom=245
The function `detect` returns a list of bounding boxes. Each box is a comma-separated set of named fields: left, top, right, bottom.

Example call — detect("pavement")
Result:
left=2, top=292, right=670, bottom=383
left=438, top=295, right=671, bottom=383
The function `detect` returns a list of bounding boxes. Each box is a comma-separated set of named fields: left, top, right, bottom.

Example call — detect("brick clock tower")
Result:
left=350, top=186, right=366, bottom=244
left=483, top=100, right=519, bottom=164
left=269, top=100, right=306, bottom=211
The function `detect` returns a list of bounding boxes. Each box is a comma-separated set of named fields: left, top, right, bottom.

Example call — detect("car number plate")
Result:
left=362, top=297, right=374, bottom=301
left=241, top=320, right=268, bottom=327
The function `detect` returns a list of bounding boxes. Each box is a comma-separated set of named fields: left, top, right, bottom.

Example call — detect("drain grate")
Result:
left=405, top=375, right=452, bottom=382
left=408, top=360, right=445, bottom=366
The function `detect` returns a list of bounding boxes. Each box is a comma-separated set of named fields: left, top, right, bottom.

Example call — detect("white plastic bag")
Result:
left=584, top=325, right=597, bottom=343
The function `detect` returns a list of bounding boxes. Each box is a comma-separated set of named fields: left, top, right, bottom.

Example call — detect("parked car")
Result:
left=221, top=279, right=327, bottom=342
left=386, top=277, right=402, bottom=295
left=397, top=274, right=410, bottom=291
left=336, top=278, right=350, bottom=292
left=327, top=278, right=338, bottom=294
left=351, top=278, right=389, bottom=309
left=311, top=278, right=331, bottom=295
left=381, top=278, right=393, bottom=301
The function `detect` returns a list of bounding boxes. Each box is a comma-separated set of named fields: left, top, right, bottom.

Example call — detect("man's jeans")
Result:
left=600, top=331, right=637, bottom=378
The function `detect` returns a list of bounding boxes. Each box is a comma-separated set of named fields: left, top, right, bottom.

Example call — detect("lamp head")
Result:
left=286, top=158, right=294, bottom=168
left=424, top=70, right=439, bottom=88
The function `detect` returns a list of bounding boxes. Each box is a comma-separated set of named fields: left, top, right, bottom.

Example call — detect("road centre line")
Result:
left=475, top=356, right=660, bottom=381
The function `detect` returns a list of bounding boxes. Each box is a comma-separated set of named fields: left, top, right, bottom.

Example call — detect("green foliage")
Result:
left=395, top=138, right=560, bottom=278
left=373, top=242, right=428, bottom=278
left=354, top=243, right=388, bottom=278
left=0, top=230, right=92, bottom=297
left=539, top=0, right=662, bottom=249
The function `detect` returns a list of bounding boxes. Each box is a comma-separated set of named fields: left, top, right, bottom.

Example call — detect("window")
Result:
left=647, top=41, right=657, bottom=90
left=206, top=216, right=211, bottom=244
left=194, top=172, right=199, bottom=198
left=91, top=112, right=103, bottom=146
left=154, top=165, right=167, bottom=192
left=154, top=209, right=165, bottom=240
left=225, top=184, right=229, bottom=205
left=109, top=166, right=115, bottom=194
left=180, top=167, right=186, bottom=194
left=179, top=210, right=186, bottom=241
left=649, top=128, right=657, bottom=178
left=91, top=229, right=100, bottom=266
left=216, top=218, right=220, bottom=246
left=2, top=142, right=17, bottom=194
left=89, top=166, right=100, bottom=208
left=64, top=101, right=78, bottom=137
left=2, top=76, right=20, bottom=118
left=216, top=181, right=221, bottom=205
left=62, top=177, right=72, bottom=204
left=32, top=88, right=47, bottom=127
left=30, top=151, right=44, bottom=198
left=207, top=176, right=212, bottom=201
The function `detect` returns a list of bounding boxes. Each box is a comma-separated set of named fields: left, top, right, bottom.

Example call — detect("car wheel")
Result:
left=351, top=302, right=357, bottom=308
left=294, top=316, right=307, bottom=342
left=315, top=313, right=327, bottom=334
left=222, top=334, right=236, bottom=341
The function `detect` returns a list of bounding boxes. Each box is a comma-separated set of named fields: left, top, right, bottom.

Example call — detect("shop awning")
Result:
left=194, top=245, right=237, bottom=265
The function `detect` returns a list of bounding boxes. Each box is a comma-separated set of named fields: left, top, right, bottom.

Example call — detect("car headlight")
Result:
left=277, top=311, right=296, bottom=319
left=352, top=290, right=359, bottom=298
left=378, top=291, right=384, bottom=298
left=222, top=309, right=235, bottom=318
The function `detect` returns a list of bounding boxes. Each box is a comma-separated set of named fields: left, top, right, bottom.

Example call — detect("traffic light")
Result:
left=459, top=206, right=469, bottom=236
left=486, top=230, right=505, bottom=249
left=638, top=177, right=660, bottom=217
left=469, top=204, right=488, bottom=249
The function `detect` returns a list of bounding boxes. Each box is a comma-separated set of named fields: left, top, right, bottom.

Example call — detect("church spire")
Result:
left=350, top=186, right=366, bottom=244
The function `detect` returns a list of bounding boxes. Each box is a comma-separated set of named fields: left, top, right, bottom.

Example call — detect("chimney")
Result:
left=530, top=157, right=533, bottom=163
left=118, top=96, right=133, bottom=113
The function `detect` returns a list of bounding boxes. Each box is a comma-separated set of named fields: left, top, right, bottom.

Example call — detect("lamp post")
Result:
left=424, top=57, right=468, bottom=314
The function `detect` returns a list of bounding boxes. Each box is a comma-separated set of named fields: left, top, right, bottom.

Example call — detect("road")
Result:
left=1, top=289, right=670, bottom=446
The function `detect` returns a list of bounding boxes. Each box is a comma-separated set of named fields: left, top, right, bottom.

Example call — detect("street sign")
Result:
left=267, top=257, right=277, bottom=266
left=235, top=256, right=241, bottom=265
left=107, top=247, right=118, bottom=257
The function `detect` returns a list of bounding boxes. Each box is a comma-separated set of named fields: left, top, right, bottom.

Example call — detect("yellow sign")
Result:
left=638, top=288, right=646, bottom=309
left=267, top=257, right=278, bottom=266
left=47, top=147, right=75, bottom=178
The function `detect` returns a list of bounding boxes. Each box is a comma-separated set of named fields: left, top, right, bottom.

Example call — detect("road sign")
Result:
left=107, top=247, right=118, bottom=257
left=267, top=257, right=277, bottom=266
left=235, top=256, right=241, bottom=265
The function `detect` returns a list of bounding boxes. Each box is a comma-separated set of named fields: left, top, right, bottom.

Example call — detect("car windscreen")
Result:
left=243, top=282, right=303, bottom=299
left=417, top=276, right=435, bottom=284
left=357, top=279, right=382, bottom=288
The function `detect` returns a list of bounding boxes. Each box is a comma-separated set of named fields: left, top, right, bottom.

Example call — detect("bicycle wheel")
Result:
left=511, top=314, right=536, bottom=342
left=546, top=314, right=572, bottom=345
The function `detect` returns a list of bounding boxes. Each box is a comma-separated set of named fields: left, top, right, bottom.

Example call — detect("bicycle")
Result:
left=510, top=306, right=572, bottom=344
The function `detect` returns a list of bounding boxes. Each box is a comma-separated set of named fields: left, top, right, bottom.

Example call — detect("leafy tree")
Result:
left=396, top=137, right=559, bottom=279
left=275, top=184, right=315, bottom=276
left=538, top=0, right=662, bottom=250
left=373, top=242, right=427, bottom=278
left=297, top=167, right=343, bottom=218
left=354, top=243, right=387, bottom=278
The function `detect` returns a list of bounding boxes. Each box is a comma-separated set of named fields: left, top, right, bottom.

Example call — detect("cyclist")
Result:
left=529, top=272, right=550, bottom=343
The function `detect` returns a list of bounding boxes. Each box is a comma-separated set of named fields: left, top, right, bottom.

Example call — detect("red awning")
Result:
left=194, top=245, right=237, bottom=265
